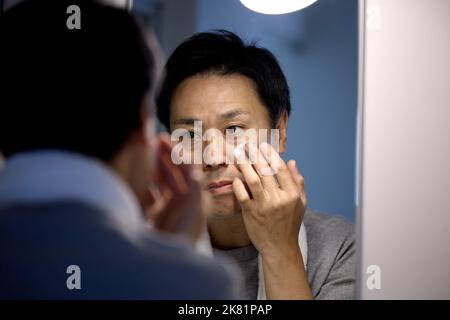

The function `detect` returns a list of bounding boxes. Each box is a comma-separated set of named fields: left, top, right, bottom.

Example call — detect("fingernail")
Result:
left=233, top=144, right=245, bottom=160
left=260, top=141, right=269, bottom=150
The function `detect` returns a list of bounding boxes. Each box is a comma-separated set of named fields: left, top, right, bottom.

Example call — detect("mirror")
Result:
left=133, top=0, right=358, bottom=300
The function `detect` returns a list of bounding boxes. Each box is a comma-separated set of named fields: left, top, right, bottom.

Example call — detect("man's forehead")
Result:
left=170, top=74, right=268, bottom=127
left=173, top=73, right=259, bottom=103
left=172, top=108, right=251, bottom=126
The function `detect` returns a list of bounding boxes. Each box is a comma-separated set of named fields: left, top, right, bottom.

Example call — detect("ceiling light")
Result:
left=240, top=0, right=318, bottom=15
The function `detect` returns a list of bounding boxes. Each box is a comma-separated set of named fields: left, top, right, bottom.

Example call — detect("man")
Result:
left=156, top=30, right=356, bottom=299
left=0, top=0, right=236, bottom=299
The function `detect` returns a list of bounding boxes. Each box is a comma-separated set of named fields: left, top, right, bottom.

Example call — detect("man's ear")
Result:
left=276, top=110, right=288, bottom=154
left=134, top=93, right=156, bottom=148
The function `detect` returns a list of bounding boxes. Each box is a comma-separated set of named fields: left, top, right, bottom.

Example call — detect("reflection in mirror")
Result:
left=133, top=0, right=358, bottom=300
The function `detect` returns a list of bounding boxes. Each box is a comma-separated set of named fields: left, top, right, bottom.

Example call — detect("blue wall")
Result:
left=195, top=0, right=358, bottom=221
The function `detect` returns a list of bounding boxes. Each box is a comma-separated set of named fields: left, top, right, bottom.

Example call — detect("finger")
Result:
left=155, top=172, right=175, bottom=206
left=160, top=145, right=204, bottom=232
left=260, top=142, right=297, bottom=192
left=147, top=182, right=165, bottom=209
left=159, top=132, right=172, bottom=149
left=163, top=166, right=204, bottom=239
left=232, top=177, right=252, bottom=211
left=174, top=176, right=204, bottom=240
left=144, top=186, right=158, bottom=222
left=287, top=160, right=303, bottom=188
left=177, top=161, right=201, bottom=190
left=160, top=132, right=199, bottom=193
left=158, top=141, right=189, bottom=194
left=145, top=183, right=165, bottom=220
left=245, top=143, right=279, bottom=191
left=287, top=160, right=307, bottom=207
left=146, top=166, right=172, bottom=215
left=234, top=146, right=265, bottom=201
left=146, top=182, right=158, bottom=207
left=149, top=178, right=178, bottom=229
left=157, top=159, right=193, bottom=229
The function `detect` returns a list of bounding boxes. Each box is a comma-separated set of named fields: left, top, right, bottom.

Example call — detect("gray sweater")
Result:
left=213, top=209, right=356, bottom=300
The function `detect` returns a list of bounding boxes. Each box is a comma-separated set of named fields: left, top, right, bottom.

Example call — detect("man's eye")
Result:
left=183, top=131, right=201, bottom=140
left=226, top=125, right=244, bottom=135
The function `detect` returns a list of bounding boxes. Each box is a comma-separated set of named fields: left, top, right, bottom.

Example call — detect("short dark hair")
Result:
left=0, top=0, right=154, bottom=161
left=156, top=30, right=291, bottom=130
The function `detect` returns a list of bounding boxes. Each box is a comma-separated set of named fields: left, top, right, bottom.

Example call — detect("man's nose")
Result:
left=203, top=135, right=227, bottom=171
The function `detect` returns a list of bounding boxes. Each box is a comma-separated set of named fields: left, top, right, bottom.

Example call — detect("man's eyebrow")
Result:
left=173, top=117, right=201, bottom=125
left=220, top=109, right=250, bottom=119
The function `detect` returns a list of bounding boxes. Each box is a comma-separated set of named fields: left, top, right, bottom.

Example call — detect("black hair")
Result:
left=0, top=0, right=154, bottom=161
left=156, top=30, right=291, bottom=131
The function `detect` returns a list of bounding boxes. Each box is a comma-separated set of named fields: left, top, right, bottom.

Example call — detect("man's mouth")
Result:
left=207, top=180, right=234, bottom=195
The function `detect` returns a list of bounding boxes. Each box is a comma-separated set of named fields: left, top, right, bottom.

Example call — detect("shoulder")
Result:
left=0, top=203, right=237, bottom=299
left=303, top=208, right=354, bottom=246
left=128, top=230, right=239, bottom=299
left=303, top=208, right=355, bottom=271
left=302, top=209, right=356, bottom=299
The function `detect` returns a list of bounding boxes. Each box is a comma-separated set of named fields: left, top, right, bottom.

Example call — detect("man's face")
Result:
left=169, top=73, right=273, bottom=218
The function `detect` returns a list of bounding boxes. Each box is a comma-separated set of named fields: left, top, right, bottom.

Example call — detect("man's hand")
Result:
left=232, top=142, right=312, bottom=299
left=232, top=142, right=307, bottom=259
left=145, top=134, right=204, bottom=243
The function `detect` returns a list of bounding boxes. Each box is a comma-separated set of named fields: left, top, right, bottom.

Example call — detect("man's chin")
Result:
left=205, top=194, right=242, bottom=218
